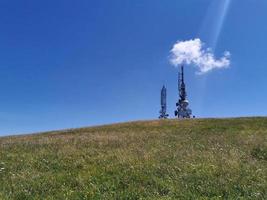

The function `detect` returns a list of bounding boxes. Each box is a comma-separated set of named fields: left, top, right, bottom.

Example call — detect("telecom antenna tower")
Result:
left=159, top=85, right=169, bottom=119
left=175, top=65, right=192, bottom=118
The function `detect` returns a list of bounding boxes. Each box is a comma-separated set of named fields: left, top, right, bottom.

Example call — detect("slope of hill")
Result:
left=0, top=118, right=267, bottom=199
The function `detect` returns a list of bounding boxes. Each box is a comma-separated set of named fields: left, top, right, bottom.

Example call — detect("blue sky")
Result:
left=0, top=0, right=267, bottom=135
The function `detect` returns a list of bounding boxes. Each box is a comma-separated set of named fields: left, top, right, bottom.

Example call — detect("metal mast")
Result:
left=175, top=65, right=192, bottom=118
left=159, top=85, right=169, bottom=119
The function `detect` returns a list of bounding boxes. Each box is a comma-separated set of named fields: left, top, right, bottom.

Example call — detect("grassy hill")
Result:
left=0, top=118, right=267, bottom=199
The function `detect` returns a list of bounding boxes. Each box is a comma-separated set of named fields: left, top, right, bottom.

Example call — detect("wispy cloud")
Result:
left=170, top=38, right=230, bottom=74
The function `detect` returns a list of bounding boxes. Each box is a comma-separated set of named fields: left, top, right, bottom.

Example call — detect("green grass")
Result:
left=0, top=117, right=267, bottom=199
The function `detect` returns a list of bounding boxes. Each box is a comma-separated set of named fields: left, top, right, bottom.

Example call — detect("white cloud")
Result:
left=170, top=38, right=230, bottom=74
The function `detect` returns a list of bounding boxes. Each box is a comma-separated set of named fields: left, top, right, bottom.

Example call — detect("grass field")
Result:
left=0, top=117, right=267, bottom=199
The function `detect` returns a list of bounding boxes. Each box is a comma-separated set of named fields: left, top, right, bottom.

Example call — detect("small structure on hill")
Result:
left=159, top=85, right=169, bottom=119
left=175, top=65, right=192, bottom=118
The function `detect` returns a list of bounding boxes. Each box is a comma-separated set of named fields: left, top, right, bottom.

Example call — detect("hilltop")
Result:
left=0, top=118, right=267, bottom=199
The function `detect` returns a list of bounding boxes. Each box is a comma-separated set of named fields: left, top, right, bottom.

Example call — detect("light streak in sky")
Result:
left=195, top=0, right=232, bottom=116
left=199, top=0, right=232, bottom=50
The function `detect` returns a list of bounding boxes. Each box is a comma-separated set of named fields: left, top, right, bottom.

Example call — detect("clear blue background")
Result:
left=0, top=0, right=266, bottom=135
